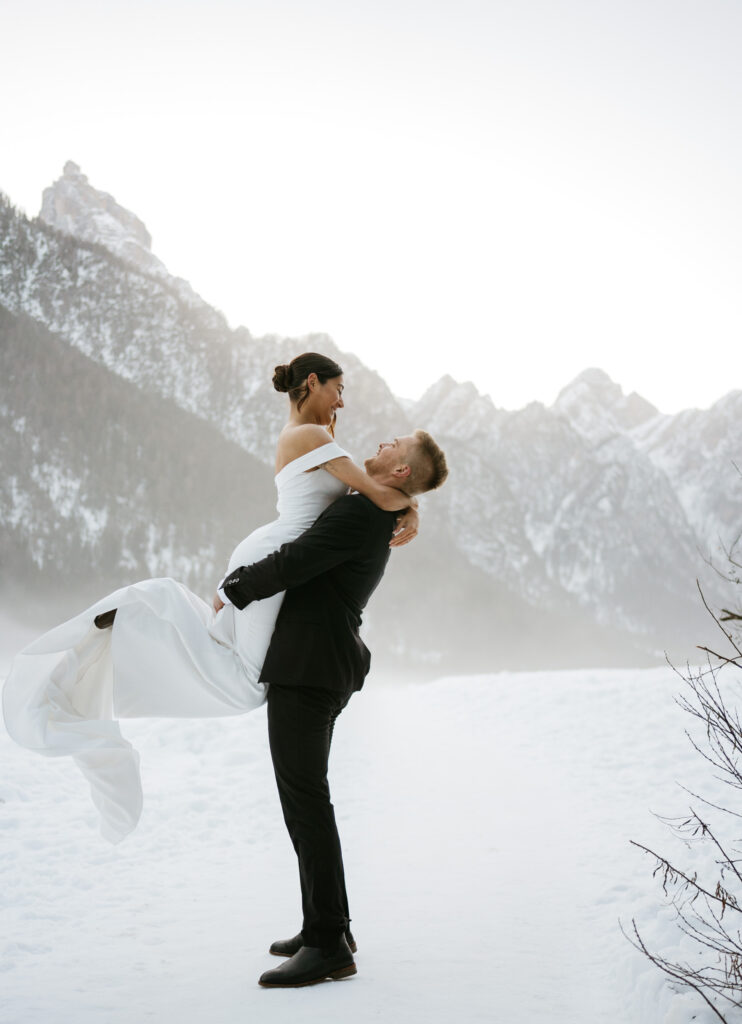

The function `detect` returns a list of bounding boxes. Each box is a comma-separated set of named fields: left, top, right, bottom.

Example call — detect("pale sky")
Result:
left=2, top=0, right=742, bottom=411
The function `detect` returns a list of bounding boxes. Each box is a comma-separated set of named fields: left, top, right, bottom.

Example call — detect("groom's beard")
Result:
left=364, top=463, right=391, bottom=484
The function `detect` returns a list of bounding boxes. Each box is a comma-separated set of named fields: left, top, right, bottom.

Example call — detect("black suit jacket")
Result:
left=221, top=494, right=398, bottom=692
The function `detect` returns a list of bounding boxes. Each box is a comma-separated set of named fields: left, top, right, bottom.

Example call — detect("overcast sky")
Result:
left=3, top=0, right=741, bottom=411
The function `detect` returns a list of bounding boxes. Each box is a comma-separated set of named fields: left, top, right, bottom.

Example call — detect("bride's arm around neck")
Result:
left=322, top=456, right=414, bottom=513
left=276, top=423, right=414, bottom=513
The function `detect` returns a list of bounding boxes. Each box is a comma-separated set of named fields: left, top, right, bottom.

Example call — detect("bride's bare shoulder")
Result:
left=275, top=424, right=335, bottom=473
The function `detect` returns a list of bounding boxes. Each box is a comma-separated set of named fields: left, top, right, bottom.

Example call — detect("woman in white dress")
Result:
left=2, top=352, right=418, bottom=843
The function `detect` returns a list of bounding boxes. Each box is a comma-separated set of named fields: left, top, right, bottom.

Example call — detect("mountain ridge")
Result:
left=1, top=169, right=737, bottom=669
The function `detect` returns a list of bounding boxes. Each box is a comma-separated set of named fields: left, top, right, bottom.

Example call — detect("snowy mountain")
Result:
left=633, top=389, right=742, bottom=559
left=0, top=186, right=405, bottom=467
left=553, top=367, right=658, bottom=442
left=0, top=165, right=734, bottom=668
left=410, top=373, right=731, bottom=647
left=0, top=304, right=275, bottom=599
left=39, top=161, right=204, bottom=309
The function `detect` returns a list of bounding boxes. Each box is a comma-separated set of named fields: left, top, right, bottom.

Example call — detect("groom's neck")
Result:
left=368, top=470, right=400, bottom=492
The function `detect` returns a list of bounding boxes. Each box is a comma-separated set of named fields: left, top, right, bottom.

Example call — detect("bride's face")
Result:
left=311, top=374, right=345, bottom=425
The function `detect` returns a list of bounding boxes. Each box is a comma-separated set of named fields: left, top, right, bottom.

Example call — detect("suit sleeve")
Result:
left=221, top=496, right=374, bottom=611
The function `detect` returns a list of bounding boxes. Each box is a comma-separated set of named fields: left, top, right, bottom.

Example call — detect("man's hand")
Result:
left=390, top=505, right=419, bottom=548
left=213, top=592, right=225, bottom=614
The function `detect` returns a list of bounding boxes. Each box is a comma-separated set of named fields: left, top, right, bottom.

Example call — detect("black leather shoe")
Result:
left=270, top=930, right=357, bottom=957
left=259, top=935, right=356, bottom=988
left=94, top=609, right=117, bottom=629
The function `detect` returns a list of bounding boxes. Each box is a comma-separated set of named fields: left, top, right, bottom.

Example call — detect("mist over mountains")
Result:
left=1, top=163, right=739, bottom=671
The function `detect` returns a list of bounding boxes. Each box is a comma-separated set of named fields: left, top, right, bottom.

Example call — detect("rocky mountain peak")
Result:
left=555, top=367, right=623, bottom=410
left=710, top=389, right=742, bottom=418
left=40, top=161, right=154, bottom=263
left=38, top=163, right=203, bottom=308
left=412, top=375, right=499, bottom=439
left=554, top=367, right=658, bottom=441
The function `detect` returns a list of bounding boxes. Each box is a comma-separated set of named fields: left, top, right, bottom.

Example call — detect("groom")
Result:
left=217, top=430, right=448, bottom=988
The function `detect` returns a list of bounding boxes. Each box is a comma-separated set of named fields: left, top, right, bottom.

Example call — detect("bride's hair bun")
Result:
left=273, top=352, right=343, bottom=403
left=272, top=364, right=293, bottom=392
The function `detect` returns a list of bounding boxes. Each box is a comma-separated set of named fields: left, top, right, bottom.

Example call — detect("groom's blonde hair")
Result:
left=405, top=430, right=448, bottom=495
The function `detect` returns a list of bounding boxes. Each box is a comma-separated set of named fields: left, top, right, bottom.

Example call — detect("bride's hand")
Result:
left=213, top=593, right=225, bottom=613
left=390, top=505, right=419, bottom=548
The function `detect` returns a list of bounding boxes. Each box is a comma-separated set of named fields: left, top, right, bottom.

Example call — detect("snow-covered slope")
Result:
left=633, top=389, right=742, bottom=560
left=412, top=374, right=710, bottom=643
left=0, top=305, right=276, bottom=598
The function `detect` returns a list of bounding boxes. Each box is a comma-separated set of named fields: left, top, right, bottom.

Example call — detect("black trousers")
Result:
left=267, top=683, right=354, bottom=950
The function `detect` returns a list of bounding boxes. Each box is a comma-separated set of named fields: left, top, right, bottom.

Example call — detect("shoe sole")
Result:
left=259, top=963, right=357, bottom=987
left=270, top=943, right=358, bottom=957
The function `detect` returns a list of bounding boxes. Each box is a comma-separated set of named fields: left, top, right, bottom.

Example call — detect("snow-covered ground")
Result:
left=1, top=632, right=739, bottom=1023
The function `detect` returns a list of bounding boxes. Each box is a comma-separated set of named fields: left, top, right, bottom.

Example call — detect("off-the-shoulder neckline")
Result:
left=274, top=440, right=349, bottom=481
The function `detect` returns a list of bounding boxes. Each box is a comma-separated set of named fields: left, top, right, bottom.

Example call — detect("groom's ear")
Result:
left=392, top=464, right=412, bottom=481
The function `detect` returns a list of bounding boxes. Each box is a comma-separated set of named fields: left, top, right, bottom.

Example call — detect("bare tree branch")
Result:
left=621, top=920, right=731, bottom=1023
left=629, top=841, right=741, bottom=912
left=627, top=538, right=742, bottom=1013
left=696, top=580, right=742, bottom=659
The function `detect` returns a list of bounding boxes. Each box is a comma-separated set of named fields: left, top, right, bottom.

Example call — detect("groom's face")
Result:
left=364, top=436, right=415, bottom=486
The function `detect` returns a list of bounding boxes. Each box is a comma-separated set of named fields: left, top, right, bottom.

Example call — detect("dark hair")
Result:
left=272, top=352, right=344, bottom=414
left=405, top=429, right=449, bottom=495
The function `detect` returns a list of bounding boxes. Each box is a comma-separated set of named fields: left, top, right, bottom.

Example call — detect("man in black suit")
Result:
left=217, top=430, right=448, bottom=988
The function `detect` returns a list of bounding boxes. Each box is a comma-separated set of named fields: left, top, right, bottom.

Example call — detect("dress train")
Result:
left=2, top=441, right=350, bottom=842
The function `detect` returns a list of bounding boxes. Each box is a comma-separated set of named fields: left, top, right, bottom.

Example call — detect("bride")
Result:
left=2, top=352, right=419, bottom=843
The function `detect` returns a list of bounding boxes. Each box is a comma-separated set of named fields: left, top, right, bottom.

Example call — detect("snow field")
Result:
left=1, top=663, right=738, bottom=1023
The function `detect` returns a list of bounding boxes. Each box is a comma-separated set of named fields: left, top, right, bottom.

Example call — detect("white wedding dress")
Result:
left=2, top=441, right=350, bottom=843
